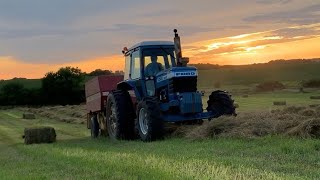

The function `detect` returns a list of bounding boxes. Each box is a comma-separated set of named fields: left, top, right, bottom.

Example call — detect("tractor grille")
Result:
left=169, top=77, right=197, bottom=93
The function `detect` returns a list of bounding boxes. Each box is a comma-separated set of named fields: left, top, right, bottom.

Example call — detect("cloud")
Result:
left=244, top=4, right=320, bottom=25
left=256, top=0, right=293, bottom=4
left=186, top=23, right=320, bottom=58
left=0, top=0, right=318, bottom=67
left=0, top=54, right=124, bottom=80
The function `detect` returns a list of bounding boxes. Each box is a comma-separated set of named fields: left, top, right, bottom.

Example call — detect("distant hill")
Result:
left=190, top=58, right=320, bottom=70
left=1, top=58, right=319, bottom=90
left=197, top=59, right=320, bottom=88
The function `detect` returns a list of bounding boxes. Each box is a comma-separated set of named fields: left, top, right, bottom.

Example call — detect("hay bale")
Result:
left=310, top=96, right=320, bottom=99
left=242, top=95, right=249, bottom=98
left=23, top=113, right=35, bottom=119
left=273, top=101, right=286, bottom=106
left=24, top=127, right=56, bottom=145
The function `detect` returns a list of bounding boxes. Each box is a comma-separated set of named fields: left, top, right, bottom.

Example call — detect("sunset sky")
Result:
left=0, top=0, right=320, bottom=79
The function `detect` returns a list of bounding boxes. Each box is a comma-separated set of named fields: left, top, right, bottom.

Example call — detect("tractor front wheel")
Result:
left=136, top=97, right=164, bottom=142
left=207, top=90, right=236, bottom=117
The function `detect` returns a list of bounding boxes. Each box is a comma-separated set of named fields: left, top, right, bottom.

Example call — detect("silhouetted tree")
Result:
left=42, top=67, right=85, bottom=105
left=0, top=83, right=26, bottom=105
left=114, top=70, right=124, bottom=75
left=88, top=69, right=113, bottom=76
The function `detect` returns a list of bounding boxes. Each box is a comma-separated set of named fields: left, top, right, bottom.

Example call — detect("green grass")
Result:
left=202, top=91, right=320, bottom=112
left=0, top=110, right=320, bottom=179
left=197, top=62, right=320, bottom=88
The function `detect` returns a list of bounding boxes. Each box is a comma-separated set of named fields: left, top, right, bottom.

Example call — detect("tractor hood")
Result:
left=156, top=66, right=197, bottom=83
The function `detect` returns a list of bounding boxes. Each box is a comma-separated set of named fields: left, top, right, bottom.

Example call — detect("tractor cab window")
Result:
left=130, top=51, right=141, bottom=79
left=143, top=48, right=175, bottom=76
left=124, top=55, right=131, bottom=80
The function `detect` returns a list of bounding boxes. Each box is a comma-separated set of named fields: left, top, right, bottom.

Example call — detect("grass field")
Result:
left=1, top=109, right=320, bottom=179
left=200, top=90, right=320, bottom=112
left=1, top=61, right=320, bottom=179
left=197, top=61, right=320, bottom=88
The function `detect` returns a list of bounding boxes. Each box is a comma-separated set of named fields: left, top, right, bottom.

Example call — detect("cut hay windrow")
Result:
left=173, top=105, right=320, bottom=140
left=19, top=106, right=86, bottom=124
left=24, top=127, right=56, bottom=145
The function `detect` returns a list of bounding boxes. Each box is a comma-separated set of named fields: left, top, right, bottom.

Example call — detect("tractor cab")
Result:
left=123, top=41, right=176, bottom=79
left=122, top=41, right=177, bottom=98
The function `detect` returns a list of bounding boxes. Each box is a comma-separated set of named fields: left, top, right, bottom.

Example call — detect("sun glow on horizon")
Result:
left=1, top=23, right=320, bottom=80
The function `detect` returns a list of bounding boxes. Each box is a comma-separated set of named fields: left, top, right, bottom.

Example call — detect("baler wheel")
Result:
left=90, top=115, right=99, bottom=138
left=136, top=97, right=164, bottom=142
left=106, top=90, right=135, bottom=140
left=206, top=90, right=236, bottom=117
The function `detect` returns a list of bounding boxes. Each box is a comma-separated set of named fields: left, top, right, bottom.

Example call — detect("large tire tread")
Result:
left=207, top=90, right=236, bottom=116
left=136, top=97, right=164, bottom=142
left=106, top=90, right=135, bottom=140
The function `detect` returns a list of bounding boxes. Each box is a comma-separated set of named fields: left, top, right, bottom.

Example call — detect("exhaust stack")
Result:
left=174, top=29, right=189, bottom=67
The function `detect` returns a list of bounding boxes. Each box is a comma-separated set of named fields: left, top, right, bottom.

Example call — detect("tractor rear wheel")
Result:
left=106, top=90, right=135, bottom=140
left=136, top=97, right=164, bottom=142
left=206, top=90, right=236, bottom=117
left=90, top=115, right=99, bottom=138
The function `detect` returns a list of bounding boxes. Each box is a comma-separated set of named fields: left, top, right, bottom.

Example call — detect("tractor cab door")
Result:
left=128, top=49, right=145, bottom=99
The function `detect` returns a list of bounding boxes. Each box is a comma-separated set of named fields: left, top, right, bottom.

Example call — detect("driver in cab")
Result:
left=145, top=56, right=163, bottom=77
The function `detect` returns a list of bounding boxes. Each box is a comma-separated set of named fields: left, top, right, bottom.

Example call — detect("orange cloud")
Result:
left=184, top=23, right=320, bottom=64
left=0, top=55, right=124, bottom=80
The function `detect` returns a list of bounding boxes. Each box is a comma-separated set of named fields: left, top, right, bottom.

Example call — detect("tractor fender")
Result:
left=117, top=81, right=132, bottom=91
left=117, top=81, right=141, bottom=100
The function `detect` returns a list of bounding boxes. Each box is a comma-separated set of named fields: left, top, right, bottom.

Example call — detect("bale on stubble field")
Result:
left=24, top=127, right=56, bottom=145
left=310, top=96, right=320, bottom=99
left=23, top=113, right=36, bottom=119
left=273, top=101, right=287, bottom=106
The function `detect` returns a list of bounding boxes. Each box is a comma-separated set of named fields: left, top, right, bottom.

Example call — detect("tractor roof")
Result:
left=128, top=41, right=174, bottom=51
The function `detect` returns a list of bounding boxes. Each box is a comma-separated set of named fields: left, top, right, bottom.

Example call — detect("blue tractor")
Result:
left=105, top=29, right=236, bottom=141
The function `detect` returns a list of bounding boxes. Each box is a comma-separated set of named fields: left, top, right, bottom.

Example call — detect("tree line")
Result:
left=0, top=67, right=123, bottom=106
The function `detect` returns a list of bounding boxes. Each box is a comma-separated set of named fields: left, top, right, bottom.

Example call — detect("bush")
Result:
left=42, top=67, right=85, bottom=105
left=256, top=81, right=285, bottom=92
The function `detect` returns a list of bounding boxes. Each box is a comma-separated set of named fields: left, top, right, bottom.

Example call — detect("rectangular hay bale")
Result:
left=24, top=127, right=56, bottom=145
left=273, top=101, right=286, bottom=106
left=23, top=113, right=35, bottom=119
